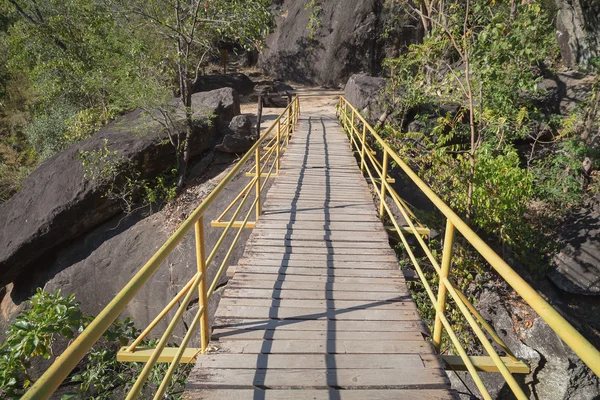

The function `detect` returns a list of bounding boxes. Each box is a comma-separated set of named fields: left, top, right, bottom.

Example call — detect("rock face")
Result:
left=471, top=290, right=600, bottom=399
left=191, top=73, right=256, bottom=96
left=555, top=0, right=600, bottom=67
left=344, top=74, right=386, bottom=119
left=216, top=115, right=256, bottom=154
left=259, top=0, right=420, bottom=86
left=0, top=89, right=240, bottom=288
left=548, top=205, right=600, bottom=295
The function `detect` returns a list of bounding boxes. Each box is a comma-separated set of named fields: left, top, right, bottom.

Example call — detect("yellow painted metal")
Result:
left=125, top=274, right=196, bottom=352
left=23, top=96, right=300, bottom=400
left=379, top=150, right=389, bottom=219
left=195, top=218, right=210, bottom=353
left=255, top=146, right=261, bottom=218
left=213, top=177, right=256, bottom=223
left=210, top=221, right=257, bottom=228
left=442, top=355, right=530, bottom=374
left=154, top=310, right=203, bottom=400
left=433, top=219, right=456, bottom=352
left=384, top=226, right=431, bottom=236
left=116, top=347, right=200, bottom=363
left=338, top=95, right=600, bottom=379
left=277, top=119, right=281, bottom=174
left=360, top=124, right=367, bottom=172
left=126, top=273, right=203, bottom=400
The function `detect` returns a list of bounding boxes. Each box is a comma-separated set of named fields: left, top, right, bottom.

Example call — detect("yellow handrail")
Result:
left=22, top=96, right=300, bottom=400
left=338, top=96, right=600, bottom=395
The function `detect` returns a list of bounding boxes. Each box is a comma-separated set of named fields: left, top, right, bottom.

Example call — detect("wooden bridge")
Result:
left=183, top=113, right=454, bottom=398
left=24, top=95, right=600, bottom=400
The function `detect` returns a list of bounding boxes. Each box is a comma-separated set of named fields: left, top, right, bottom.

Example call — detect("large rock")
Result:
left=215, top=115, right=256, bottom=154
left=259, top=1, right=420, bottom=86
left=548, top=205, right=600, bottom=295
left=555, top=0, right=600, bottom=67
left=191, top=73, right=255, bottom=96
left=0, top=88, right=240, bottom=288
left=471, top=290, right=600, bottom=399
left=344, top=74, right=385, bottom=118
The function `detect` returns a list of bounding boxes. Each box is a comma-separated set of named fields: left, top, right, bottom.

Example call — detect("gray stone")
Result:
left=474, top=290, right=600, bottom=399
left=216, top=115, right=256, bottom=154
left=555, top=0, right=600, bottom=67
left=344, top=74, right=386, bottom=115
left=0, top=88, right=240, bottom=288
left=548, top=207, right=600, bottom=295
left=191, top=73, right=256, bottom=96
left=259, top=0, right=421, bottom=86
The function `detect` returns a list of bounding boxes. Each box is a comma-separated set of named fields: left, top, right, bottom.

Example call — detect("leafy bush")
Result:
left=0, top=289, right=191, bottom=399
left=25, top=103, right=79, bottom=161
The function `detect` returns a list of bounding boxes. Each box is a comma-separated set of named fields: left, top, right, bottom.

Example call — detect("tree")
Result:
left=110, top=0, right=273, bottom=190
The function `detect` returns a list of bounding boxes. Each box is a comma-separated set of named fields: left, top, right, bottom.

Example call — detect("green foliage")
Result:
left=0, top=289, right=191, bottom=399
left=78, top=139, right=178, bottom=213
left=305, top=0, right=323, bottom=40
left=25, top=102, right=79, bottom=161
left=531, top=139, right=600, bottom=208
left=0, top=289, right=85, bottom=398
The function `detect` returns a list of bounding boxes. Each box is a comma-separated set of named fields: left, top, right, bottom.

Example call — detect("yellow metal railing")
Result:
left=338, top=96, right=600, bottom=400
left=22, top=96, right=300, bottom=400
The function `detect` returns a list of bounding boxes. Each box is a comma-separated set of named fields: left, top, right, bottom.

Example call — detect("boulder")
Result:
left=473, top=289, right=600, bottom=399
left=344, top=74, right=386, bottom=118
left=191, top=73, right=256, bottom=96
left=259, top=0, right=421, bottom=86
left=192, top=87, right=241, bottom=133
left=0, top=88, right=240, bottom=288
left=215, top=115, right=256, bottom=154
left=548, top=206, right=600, bottom=295
left=555, top=0, right=600, bottom=67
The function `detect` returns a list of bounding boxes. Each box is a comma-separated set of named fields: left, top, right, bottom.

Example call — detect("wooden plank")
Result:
left=245, top=238, right=392, bottom=249
left=235, top=265, right=404, bottom=278
left=245, top=245, right=395, bottom=256
left=196, top=353, right=425, bottom=369
left=212, top=318, right=426, bottom=332
left=212, top=328, right=422, bottom=342
left=232, top=273, right=405, bottom=285
left=236, top=258, right=399, bottom=270
left=226, top=280, right=405, bottom=293
left=257, top=214, right=381, bottom=223
left=187, top=368, right=448, bottom=389
left=214, top=305, right=421, bottom=321
left=244, top=253, right=398, bottom=263
left=254, top=221, right=386, bottom=232
left=210, top=340, right=434, bottom=355
left=218, top=297, right=416, bottom=311
left=221, top=288, right=409, bottom=301
left=184, top=389, right=456, bottom=400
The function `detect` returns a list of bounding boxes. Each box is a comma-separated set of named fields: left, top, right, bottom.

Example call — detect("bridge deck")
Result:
left=184, top=113, right=454, bottom=399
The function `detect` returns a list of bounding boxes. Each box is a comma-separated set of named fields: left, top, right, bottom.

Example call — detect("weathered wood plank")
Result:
left=237, top=258, right=399, bottom=269
left=195, top=353, right=425, bottom=369
left=212, top=328, right=422, bottom=342
left=226, top=280, right=404, bottom=293
left=183, top=389, right=456, bottom=400
left=214, top=305, right=420, bottom=321
left=221, top=287, right=408, bottom=300
left=234, top=265, right=403, bottom=278
left=187, top=368, right=448, bottom=389
left=233, top=272, right=404, bottom=285
left=217, top=297, right=416, bottom=311
left=212, top=318, right=427, bottom=333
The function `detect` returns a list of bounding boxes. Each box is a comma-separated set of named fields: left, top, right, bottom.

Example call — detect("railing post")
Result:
left=255, top=145, right=261, bottom=218
left=432, top=219, right=456, bottom=352
left=287, top=95, right=293, bottom=135
left=276, top=119, right=281, bottom=175
left=195, top=217, right=209, bottom=353
left=379, top=149, right=389, bottom=219
left=360, top=124, right=367, bottom=173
